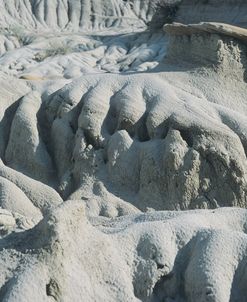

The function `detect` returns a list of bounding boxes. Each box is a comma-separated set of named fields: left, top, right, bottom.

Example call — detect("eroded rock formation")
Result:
left=0, top=1, right=246, bottom=301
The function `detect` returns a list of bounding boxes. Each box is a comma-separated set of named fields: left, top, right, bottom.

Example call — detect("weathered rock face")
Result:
left=44, top=70, right=247, bottom=212
left=0, top=200, right=247, bottom=302
left=0, top=0, right=165, bottom=30
left=164, top=22, right=247, bottom=81
left=175, top=0, right=247, bottom=28
left=1, top=0, right=247, bottom=31
left=164, top=22, right=247, bottom=42
left=0, top=1, right=247, bottom=301
left=1, top=23, right=247, bottom=216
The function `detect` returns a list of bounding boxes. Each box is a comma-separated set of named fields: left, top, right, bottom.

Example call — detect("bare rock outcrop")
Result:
left=0, top=1, right=247, bottom=301
left=0, top=0, right=162, bottom=31
left=164, top=22, right=247, bottom=83
left=45, top=70, right=247, bottom=211
left=175, top=0, right=247, bottom=28
left=1, top=0, right=247, bottom=33
left=5, top=91, right=57, bottom=185
left=164, top=22, right=247, bottom=43
left=0, top=200, right=246, bottom=301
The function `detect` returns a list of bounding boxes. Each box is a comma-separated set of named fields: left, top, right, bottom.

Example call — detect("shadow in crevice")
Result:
left=150, top=237, right=196, bottom=302
left=37, top=89, right=88, bottom=190
left=230, top=256, right=247, bottom=302
left=1, top=97, right=22, bottom=163
left=179, top=128, right=194, bottom=148
left=148, top=2, right=180, bottom=30
left=0, top=277, right=16, bottom=301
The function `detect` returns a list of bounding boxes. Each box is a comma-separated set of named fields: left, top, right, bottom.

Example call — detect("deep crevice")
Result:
left=0, top=277, right=15, bottom=300
left=46, top=279, right=60, bottom=301
left=179, top=129, right=194, bottom=147
left=1, top=97, right=22, bottom=164
left=136, top=112, right=150, bottom=142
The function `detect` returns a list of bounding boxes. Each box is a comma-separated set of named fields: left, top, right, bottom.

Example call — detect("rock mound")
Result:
left=0, top=201, right=246, bottom=301
left=164, top=22, right=247, bottom=82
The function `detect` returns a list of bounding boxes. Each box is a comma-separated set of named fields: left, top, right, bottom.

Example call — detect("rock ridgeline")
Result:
left=1, top=0, right=247, bottom=31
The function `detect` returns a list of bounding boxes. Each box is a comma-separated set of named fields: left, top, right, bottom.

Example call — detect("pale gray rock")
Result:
left=0, top=159, right=62, bottom=214
left=0, top=201, right=246, bottom=301
left=0, top=0, right=157, bottom=31
left=0, top=176, right=41, bottom=218
left=5, top=91, right=57, bottom=185
left=46, top=67, right=247, bottom=211
left=0, top=1, right=246, bottom=301
left=1, top=0, right=247, bottom=33
left=0, top=209, right=16, bottom=235
left=175, top=0, right=247, bottom=28
left=164, top=22, right=247, bottom=82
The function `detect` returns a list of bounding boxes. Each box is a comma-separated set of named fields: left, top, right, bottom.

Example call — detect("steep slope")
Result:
left=0, top=0, right=160, bottom=30
left=1, top=0, right=247, bottom=32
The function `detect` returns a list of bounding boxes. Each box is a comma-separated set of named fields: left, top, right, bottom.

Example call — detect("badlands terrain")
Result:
left=0, top=0, right=247, bottom=301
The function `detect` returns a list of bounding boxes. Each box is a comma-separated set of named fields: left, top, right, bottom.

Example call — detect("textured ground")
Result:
left=0, top=1, right=247, bottom=301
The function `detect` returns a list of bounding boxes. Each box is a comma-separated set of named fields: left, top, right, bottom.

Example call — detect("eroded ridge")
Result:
left=42, top=71, right=247, bottom=213
left=0, top=201, right=246, bottom=301
left=0, top=2, right=247, bottom=301
left=1, top=63, right=247, bottom=219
